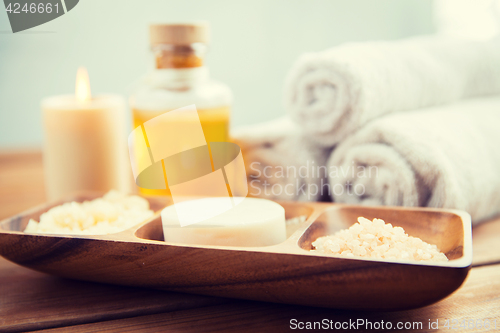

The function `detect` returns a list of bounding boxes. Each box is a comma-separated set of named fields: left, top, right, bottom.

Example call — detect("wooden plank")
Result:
left=473, top=217, right=500, bottom=266
left=0, top=257, right=229, bottom=333
left=1, top=151, right=500, bottom=332
left=40, top=264, right=500, bottom=333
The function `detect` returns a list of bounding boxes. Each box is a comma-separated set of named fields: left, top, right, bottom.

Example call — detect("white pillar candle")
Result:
left=42, top=68, right=131, bottom=201
left=161, top=197, right=287, bottom=247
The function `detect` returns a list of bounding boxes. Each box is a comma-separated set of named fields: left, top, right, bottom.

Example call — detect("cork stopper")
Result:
left=150, top=22, right=210, bottom=46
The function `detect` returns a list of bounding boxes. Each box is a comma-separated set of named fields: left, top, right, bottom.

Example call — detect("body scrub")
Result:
left=24, top=190, right=154, bottom=235
left=313, top=217, right=448, bottom=262
left=161, top=197, right=286, bottom=247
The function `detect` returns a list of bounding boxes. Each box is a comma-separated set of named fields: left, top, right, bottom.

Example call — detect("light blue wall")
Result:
left=0, top=0, right=434, bottom=147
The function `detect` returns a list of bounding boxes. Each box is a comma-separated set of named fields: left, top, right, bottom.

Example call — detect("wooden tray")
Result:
left=0, top=193, right=472, bottom=311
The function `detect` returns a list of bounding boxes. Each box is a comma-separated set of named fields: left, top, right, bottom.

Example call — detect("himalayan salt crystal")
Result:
left=312, top=217, right=448, bottom=262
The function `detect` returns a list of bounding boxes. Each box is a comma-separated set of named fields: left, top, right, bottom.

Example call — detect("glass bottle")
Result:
left=130, top=22, right=232, bottom=196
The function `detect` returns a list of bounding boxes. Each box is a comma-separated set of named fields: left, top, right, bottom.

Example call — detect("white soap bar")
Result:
left=161, top=197, right=286, bottom=247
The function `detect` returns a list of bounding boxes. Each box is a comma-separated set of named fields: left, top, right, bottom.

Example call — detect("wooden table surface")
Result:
left=0, top=150, right=499, bottom=332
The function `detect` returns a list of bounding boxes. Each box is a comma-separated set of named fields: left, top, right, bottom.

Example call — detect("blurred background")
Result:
left=0, top=0, right=434, bottom=147
left=0, top=0, right=498, bottom=148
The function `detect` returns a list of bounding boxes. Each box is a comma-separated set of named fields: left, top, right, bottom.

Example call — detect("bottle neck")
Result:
left=148, top=67, right=209, bottom=89
left=153, top=43, right=207, bottom=69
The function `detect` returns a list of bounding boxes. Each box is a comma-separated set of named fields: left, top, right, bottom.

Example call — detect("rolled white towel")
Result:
left=231, top=117, right=330, bottom=201
left=327, top=96, right=500, bottom=224
left=285, top=35, right=500, bottom=147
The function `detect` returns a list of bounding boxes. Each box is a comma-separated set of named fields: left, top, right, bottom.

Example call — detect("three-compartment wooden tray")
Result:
left=0, top=193, right=472, bottom=311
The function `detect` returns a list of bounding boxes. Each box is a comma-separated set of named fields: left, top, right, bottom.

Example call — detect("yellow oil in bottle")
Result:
left=131, top=23, right=232, bottom=196
left=132, top=105, right=230, bottom=196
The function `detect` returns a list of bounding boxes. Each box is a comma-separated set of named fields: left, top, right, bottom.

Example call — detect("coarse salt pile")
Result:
left=285, top=215, right=308, bottom=237
left=286, top=215, right=307, bottom=226
left=312, top=217, right=448, bottom=262
left=24, top=190, right=154, bottom=235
